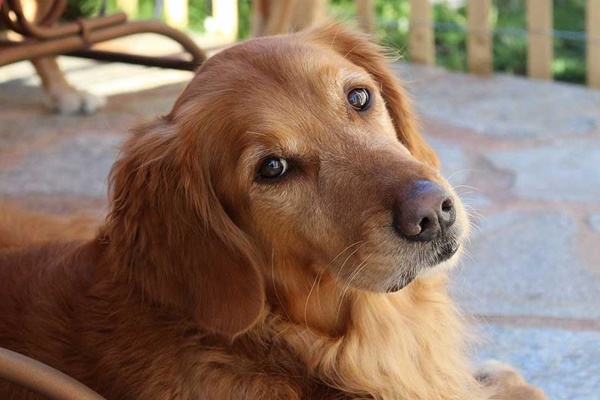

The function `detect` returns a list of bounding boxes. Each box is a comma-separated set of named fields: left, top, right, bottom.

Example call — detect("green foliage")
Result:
left=434, top=2, right=467, bottom=71
left=63, top=0, right=102, bottom=19
left=553, top=0, right=586, bottom=83
left=492, top=0, right=527, bottom=76
left=238, top=0, right=252, bottom=40
left=66, top=0, right=588, bottom=84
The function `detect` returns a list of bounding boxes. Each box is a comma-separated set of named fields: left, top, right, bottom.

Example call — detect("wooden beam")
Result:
left=527, top=0, right=553, bottom=80
left=164, top=0, right=188, bottom=30
left=409, top=0, right=434, bottom=66
left=356, top=0, right=375, bottom=34
left=116, top=0, right=138, bottom=17
left=588, top=0, right=600, bottom=88
left=467, top=0, right=492, bottom=75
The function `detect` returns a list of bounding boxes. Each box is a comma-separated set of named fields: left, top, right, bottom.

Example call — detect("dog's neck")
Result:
left=266, top=260, right=352, bottom=336
left=265, top=261, right=483, bottom=399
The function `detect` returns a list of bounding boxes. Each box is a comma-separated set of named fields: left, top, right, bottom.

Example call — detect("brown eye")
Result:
left=348, top=88, right=370, bottom=111
left=259, top=157, right=288, bottom=179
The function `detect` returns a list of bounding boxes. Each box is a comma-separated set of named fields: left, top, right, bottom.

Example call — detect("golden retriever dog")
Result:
left=1, top=0, right=105, bottom=114
left=0, top=24, right=546, bottom=399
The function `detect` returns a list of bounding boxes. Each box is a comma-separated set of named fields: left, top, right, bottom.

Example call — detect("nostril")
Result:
left=441, top=198, right=454, bottom=213
left=439, top=197, right=457, bottom=232
left=394, top=181, right=455, bottom=242
left=418, top=216, right=431, bottom=234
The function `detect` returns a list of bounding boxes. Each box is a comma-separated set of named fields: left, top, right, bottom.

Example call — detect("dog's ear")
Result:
left=306, top=23, right=440, bottom=169
left=105, top=118, right=265, bottom=337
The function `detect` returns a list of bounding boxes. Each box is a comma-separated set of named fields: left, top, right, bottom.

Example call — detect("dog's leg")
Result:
left=475, top=360, right=547, bottom=400
left=251, top=0, right=327, bottom=36
left=252, top=0, right=297, bottom=36
left=31, top=57, right=105, bottom=115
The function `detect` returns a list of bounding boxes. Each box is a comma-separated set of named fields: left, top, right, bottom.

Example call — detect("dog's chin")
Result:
left=386, top=274, right=418, bottom=293
left=428, top=240, right=461, bottom=267
left=386, top=240, right=462, bottom=293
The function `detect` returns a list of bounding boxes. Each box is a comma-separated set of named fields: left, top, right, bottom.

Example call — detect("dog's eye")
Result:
left=259, top=157, right=288, bottom=179
left=348, top=88, right=370, bottom=111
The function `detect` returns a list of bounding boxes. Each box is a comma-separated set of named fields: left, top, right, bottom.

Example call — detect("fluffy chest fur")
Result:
left=271, top=276, right=485, bottom=400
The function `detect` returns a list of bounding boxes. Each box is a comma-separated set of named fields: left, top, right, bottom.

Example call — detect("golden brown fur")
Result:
left=0, top=205, right=98, bottom=249
left=252, top=0, right=327, bottom=36
left=0, top=24, right=545, bottom=399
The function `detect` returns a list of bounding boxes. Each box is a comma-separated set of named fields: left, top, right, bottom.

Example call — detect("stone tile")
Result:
left=477, top=324, right=600, bottom=400
left=486, top=138, right=600, bottom=202
left=425, top=135, right=471, bottom=185
left=0, top=113, right=103, bottom=152
left=0, top=195, right=107, bottom=216
left=409, top=73, right=600, bottom=139
left=0, top=80, right=47, bottom=110
left=424, top=135, right=492, bottom=210
left=112, top=83, right=185, bottom=117
left=0, top=134, right=124, bottom=197
left=393, top=62, right=449, bottom=84
left=588, top=212, right=600, bottom=232
left=0, top=84, right=182, bottom=152
left=452, top=210, right=600, bottom=320
left=460, top=192, right=492, bottom=211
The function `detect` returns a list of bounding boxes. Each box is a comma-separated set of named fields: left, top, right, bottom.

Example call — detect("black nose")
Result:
left=393, top=180, right=456, bottom=242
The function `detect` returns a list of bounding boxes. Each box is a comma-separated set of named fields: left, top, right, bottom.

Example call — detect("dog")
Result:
left=251, top=0, right=373, bottom=37
left=252, top=0, right=327, bottom=36
left=1, top=0, right=105, bottom=114
left=0, top=23, right=546, bottom=399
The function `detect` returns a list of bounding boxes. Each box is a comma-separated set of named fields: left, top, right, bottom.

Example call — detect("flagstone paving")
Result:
left=1, top=54, right=599, bottom=400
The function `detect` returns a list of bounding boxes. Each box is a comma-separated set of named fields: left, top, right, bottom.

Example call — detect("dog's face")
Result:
left=172, top=26, right=468, bottom=294
left=108, top=24, right=468, bottom=335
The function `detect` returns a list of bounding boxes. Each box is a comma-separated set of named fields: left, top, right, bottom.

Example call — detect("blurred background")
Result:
left=1, top=1, right=599, bottom=399
left=68, top=0, right=595, bottom=84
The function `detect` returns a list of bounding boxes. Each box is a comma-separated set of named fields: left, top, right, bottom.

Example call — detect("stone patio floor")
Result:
left=1, top=46, right=599, bottom=399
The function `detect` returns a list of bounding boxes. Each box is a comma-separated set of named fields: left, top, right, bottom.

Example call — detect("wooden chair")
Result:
left=0, top=0, right=206, bottom=71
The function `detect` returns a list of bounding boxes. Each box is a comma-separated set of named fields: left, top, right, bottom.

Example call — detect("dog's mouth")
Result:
left=386, top=239, right=461, bottom=293
left=386, top=276, right=417, bottom=293
left=431, top=240, right=460, bottom=265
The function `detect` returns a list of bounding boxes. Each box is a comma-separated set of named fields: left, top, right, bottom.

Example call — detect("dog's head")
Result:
left=106, top=24, right=468, bottom=337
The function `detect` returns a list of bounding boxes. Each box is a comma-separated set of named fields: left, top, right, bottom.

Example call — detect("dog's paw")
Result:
left=47, top=89, right=106, bottom=115
left=474, top=360, right=547, bottom=400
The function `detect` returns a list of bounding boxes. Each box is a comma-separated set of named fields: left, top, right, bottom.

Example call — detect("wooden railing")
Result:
left=408, top=0, right=599, bottom=89
left=116, top=0, right=600, bottom=89
left=588, top=0, right=600, bottom=88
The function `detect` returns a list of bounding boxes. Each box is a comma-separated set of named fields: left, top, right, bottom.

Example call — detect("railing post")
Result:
left=588, top=0, right=600, bottom=88
left=467, top=0, right=492, bottom=75
left=117, top=0, right=138, bottom=17
left=356, top=0, right=375, bottom=34
left=527, top=0, right=553, bottom=80
left=212, top=0, right=238, bottom=42
left=409, top=0, right=435, bottom=66
left=165, top=0, right=188, bottom=29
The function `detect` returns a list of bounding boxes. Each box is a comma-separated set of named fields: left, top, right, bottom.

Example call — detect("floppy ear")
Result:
left=104, top=118, right=265, bottom=337
left=306, top=23, right=440, bottom=169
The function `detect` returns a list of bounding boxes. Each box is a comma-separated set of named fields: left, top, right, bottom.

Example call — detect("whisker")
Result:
left=271, top=248, right=290, bottom=320
left=335, top=241, right=369, bottom=281
left=335, top=254, right=373, bottom=323
left=445, top=169, right=477, bottom=182
left=452, top=184, right=483, bottom=193
left=303, top=268, right=325, bottom=335
left=327, top=240, right=364, bottom=269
